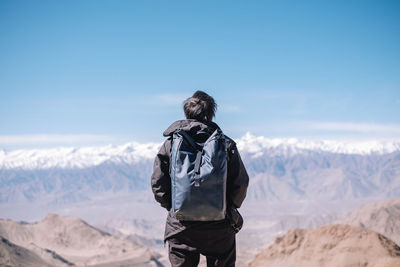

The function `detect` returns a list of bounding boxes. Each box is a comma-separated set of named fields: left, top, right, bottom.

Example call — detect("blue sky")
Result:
left=1, top=0, right=399, bottom=149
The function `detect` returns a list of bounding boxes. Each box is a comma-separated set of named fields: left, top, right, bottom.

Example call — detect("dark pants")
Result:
left=167, top=226, right=236, bottom=267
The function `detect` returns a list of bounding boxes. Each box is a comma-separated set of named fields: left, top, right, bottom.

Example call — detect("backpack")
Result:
left=170, top=128, right=227, bottom=221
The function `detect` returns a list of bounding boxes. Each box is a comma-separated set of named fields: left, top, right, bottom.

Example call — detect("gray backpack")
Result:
left=170, top=128, right=227, bottom=221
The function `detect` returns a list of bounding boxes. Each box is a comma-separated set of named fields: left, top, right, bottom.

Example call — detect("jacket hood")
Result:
left=163, top=119, right=220, bottom=137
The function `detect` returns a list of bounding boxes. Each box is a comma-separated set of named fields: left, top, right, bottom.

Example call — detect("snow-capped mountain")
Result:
left=1, top=133, right=400, bottom=170
left=0, top=133, right=400, bottom=204
left=237, top=133, right=400, bottom=157
left=0, top=142, right=160, bottom=170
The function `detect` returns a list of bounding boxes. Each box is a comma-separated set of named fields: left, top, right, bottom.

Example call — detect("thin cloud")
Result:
left=219, top=104, right=241, bottom=113
left=308, top=122, right=400, bottom=134
left=0, top=134, right=117, bottom=146
left=154, top=93, right=187, bottom=106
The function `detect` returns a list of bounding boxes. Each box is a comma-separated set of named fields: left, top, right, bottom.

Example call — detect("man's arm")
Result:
left=226, top=141, right=249, bottom=208
left=151, top=138, right=172, bottom=210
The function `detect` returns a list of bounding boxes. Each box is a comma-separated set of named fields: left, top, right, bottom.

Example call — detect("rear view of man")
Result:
left=151, top=91, right=249, bottom=267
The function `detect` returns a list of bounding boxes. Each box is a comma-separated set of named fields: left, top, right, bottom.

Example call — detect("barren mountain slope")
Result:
left=0, top=236, right=58, bottom=267
left=248, top=224, right=400, bottom=267
left=0, top=214, right=161, bottom=266
left=341, top=198, right=400, bottom=245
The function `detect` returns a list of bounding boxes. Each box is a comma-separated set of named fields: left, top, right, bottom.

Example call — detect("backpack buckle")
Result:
left=194, top=177, right=201, bottom=187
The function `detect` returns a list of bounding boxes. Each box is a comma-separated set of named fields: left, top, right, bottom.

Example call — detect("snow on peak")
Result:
left=1, top=134, right=400, bottom=170
left=0, top=142, right=161, bottom=170
left=236, top=132, right=400, bottom=157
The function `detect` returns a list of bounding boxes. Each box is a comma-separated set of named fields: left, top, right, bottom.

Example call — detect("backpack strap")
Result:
left=193, top=150, right=202, bottom=187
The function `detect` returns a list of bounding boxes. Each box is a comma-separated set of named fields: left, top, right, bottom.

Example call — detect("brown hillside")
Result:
left=341, top=198, right=400, bottom=245
left=0, top=214, right=160, bottom=267
left=248, top=224, right=400, bottom=267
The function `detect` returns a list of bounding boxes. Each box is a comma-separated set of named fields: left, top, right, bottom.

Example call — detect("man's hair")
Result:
left=183, top=91, right=217, bottom=122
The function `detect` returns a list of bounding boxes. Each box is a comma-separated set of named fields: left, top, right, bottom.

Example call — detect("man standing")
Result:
left=151, top=91, right=249, bottom=267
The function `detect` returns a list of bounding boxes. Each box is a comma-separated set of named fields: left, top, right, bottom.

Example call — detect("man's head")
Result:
left=183, top=91, right=217, bottom=122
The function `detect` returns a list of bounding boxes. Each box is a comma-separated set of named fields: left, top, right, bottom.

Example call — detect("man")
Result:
left=151, top=91, right=249, bottom=267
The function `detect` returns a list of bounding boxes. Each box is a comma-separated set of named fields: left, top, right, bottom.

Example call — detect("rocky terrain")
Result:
left=0, top=214, right=162, bottom=267
left=0, top=235, right=68, bottom=267
left=341, top=198, right=400, bottom=245
left=248, top=224, right=400, bottom=267
left=245, top=198, right=400, bottom=266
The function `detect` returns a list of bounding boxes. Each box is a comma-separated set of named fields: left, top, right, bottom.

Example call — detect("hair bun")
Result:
left=183, top=91, right=217, bottom=122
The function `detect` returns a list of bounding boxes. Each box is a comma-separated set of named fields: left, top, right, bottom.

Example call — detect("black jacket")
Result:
left=151, top=119, right=249, bottom=240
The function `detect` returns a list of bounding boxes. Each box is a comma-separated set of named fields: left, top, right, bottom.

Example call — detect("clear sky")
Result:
left=1, top=0, right=399, bottom=149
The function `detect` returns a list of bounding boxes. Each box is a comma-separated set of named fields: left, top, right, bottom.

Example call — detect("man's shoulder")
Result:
left=158, top=137, right=172, bottom=156
left=223, top=134, right=237, bottom=150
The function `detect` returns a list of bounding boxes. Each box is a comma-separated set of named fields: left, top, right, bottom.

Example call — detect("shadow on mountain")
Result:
left=0, top=213, right=162, bottom=267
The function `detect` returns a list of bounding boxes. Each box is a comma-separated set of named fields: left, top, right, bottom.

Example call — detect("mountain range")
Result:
left=2, top=197, right=400, bottom=267
left=2, top=133, right=400, bottom=170
left=1, top=134, right=400, bottom=266
left=1, top=133, right=399, bottom=205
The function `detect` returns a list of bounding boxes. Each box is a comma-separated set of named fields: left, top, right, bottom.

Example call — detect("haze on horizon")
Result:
left=1, top=0, right=399, bottom=150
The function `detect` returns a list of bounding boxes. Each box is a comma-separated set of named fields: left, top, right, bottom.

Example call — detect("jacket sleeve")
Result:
left=226, top=141, right=249, bottom=209
left=151, top=138, right=172, bottom=210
